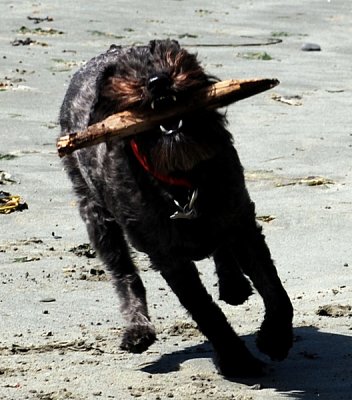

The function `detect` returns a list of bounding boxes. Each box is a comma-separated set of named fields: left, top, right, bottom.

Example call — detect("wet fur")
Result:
left=59, top=39, right=293, bottom=378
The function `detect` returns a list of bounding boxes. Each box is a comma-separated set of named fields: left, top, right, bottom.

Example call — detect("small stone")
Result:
left=301, top=43, right=321, bottom=51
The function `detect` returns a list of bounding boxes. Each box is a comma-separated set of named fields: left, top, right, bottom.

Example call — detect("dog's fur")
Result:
left=59, top=39, right=293, bottom=377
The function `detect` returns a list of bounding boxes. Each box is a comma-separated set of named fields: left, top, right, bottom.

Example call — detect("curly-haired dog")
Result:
left=59, top=39, right=293, bottom=377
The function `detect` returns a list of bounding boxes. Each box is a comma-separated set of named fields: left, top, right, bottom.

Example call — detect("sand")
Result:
left=0, top=1, right=351, bottom=399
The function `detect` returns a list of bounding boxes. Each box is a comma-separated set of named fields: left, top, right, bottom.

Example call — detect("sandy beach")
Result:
left=1, top=1, right=351, bottom=399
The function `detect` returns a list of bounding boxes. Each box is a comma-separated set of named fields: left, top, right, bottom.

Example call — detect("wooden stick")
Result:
left=57, top=78, right=279, bottom=157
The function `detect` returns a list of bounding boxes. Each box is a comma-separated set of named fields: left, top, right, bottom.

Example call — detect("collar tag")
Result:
left=170, top=189, right=198, bottom=220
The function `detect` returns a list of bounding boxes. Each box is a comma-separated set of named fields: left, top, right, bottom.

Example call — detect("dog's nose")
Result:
left=147, top=73, right=172, bottom=95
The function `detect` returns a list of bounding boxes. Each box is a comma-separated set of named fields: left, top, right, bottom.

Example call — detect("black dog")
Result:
left=59, top=39, right=293, bottom=377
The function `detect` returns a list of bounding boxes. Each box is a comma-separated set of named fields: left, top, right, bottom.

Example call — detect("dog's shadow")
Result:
left=141, top=341, right=213, bottom=374
left=141, top=326, right=352, bottom=398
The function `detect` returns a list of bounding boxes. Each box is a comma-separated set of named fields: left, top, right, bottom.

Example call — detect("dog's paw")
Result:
left=120, top=324, right=157, bottom=353
left=256, top=318, right=293, bottom=361
left=218, top=275, right=253, bottom=306
left=215, top=350, right=266, bottom=378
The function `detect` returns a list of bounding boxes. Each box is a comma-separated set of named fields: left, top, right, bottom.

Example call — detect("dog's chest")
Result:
left=116, top=177, right=232, bottom=259
left=99, top=144, right=244, bottom=257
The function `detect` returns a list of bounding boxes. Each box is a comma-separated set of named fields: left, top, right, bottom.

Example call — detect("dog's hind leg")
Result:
left=233, top=209, right=293, bottom=361
left=153, top=257, right=265, bottom=377
left=213, top=245, right=253, bottom=305
left=79, top=200, right=156, bottom=353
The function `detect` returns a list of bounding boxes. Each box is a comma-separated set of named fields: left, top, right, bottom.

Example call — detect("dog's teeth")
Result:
left=160, top=125, right=169, bottom=134
left=160, top=120, right=183, bottom=135
left=172, top=96, right=177, bottom=102
left=151, top=101, right=155, bottom=110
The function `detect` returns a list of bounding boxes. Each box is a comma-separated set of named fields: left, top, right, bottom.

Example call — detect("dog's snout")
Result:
left=147, top=73, right=172, bottom=95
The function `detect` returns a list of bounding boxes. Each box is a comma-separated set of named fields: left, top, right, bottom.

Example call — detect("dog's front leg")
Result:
left=80, top=201, right=156, bottom=353
left=233, top=217, right=294, bottom=361
left=153, top=257, right=264, bottom=378
left=115, top=271, right=157, bottom=354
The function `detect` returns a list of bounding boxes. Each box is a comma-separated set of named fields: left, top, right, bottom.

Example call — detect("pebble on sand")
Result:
left=301, top=42, right=321, bottom=51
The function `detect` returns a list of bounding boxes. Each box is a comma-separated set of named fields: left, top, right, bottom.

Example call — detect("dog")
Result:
left=59, top=39, right=293, bottom=377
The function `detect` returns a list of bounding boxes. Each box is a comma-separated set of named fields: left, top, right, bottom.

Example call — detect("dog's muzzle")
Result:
left=148, top=73, right=174, bottom=110
left=147, top=75, right=183, bottom=137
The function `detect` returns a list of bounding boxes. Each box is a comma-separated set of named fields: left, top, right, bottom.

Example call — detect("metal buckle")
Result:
left=170, top=189, right=198, bottom=220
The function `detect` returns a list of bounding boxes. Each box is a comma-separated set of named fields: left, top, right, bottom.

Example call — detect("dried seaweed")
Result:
left=0, top=191, right=28, bottom=214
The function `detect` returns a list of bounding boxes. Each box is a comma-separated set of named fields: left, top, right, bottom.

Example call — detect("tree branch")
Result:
left=57, top=78, right=279, bottom=157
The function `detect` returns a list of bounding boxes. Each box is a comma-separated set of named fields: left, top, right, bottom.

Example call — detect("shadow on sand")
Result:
left=141, top=326, right=352, bottom=399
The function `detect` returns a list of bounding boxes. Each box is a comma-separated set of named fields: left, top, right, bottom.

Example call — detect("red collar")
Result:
left=130, top=139, right=193, bottom=188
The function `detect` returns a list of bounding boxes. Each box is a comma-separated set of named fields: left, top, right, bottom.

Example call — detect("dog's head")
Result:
left=96, top=39, right=229, bottom=174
